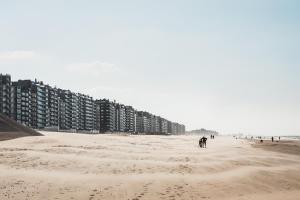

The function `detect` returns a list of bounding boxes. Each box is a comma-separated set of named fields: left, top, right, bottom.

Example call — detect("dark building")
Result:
left=10, top=80, right=33, bottom=127
left=46, top=86, right=59, bottom=128
left=58, top=89, right=73, bottom=130
left=3, top=74, right=186, bottom=134
left=149, top=115, right=160, bottom=134
left=135, top=111, right=145, bottom=133
left=125, top=106, right=135, bottom=132
left=78, top=94, right=95, bottom=131
left=95, top=100, right=101, bottom=131
left=144, top=112, right=152, bottom=133
left=150, top=115, right=156, bottom=134
left=136, top=111, right=152, bottom=134
left=31, top=80, right=49, bottom=129
left=154, top=116, right=160, bottom=133
left=0, top=74, right=11, bottom=117
left=96, top=99, right=115, bottom=133
left=114, top=103, right=125, bottom=132
left=70, top=92, right=79, bottom=130
left=58, top=89, right=76, bottom=130
left=167, top=121, right=172, bottom=134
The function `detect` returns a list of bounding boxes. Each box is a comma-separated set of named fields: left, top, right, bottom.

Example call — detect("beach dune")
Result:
left=0, top=132, right=299, bottom=200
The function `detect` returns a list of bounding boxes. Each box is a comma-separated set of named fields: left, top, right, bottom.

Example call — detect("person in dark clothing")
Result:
left=271, top=136, right=274, bottom=142
left=201, top=136, right=207, bottom=148
left=199, top=138, right=203, bottom=148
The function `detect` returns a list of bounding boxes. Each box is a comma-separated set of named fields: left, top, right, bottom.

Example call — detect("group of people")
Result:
left=199, top=136, right=207, bottom=148
left=199, top=135, right=215, bottom=148
left=240, top=135, right=281, bottom=143
left=271, top=136, right=280, bottom=142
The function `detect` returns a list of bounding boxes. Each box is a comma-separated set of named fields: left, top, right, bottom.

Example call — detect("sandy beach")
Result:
left=0, top=132, right=300, bottom=200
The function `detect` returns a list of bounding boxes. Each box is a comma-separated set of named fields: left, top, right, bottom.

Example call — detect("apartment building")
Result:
left=0, top=74, right=11, bottom=117
left=10, top=80, right=33, bottom=127
left=114, top=103, right=125, bottom=132
left=97, top=99, right=115, bottom=132
left=31, top=81, right=49, bottom=129
left=1, top=74, right=186, bottom=134
left=159, top=118, right=168, bottom=134
left=46, top=86, right=59, bottom=128
left=125, top=106, right=135, bottom=132
left=78, top=93, right=95, bottom=131
left=135, top=111, right=144, bottom=133
left=58, top=89, right=73, bottom=130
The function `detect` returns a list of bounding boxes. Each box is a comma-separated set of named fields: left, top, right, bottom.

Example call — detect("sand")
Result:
left=252, top=139, right=300, bottom=155
left=0, top=132, right=299, bottom=200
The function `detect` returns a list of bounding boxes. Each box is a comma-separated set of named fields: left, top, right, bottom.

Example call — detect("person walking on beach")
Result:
left=271, top=136, right=274, bottom=142
left=199, top=138, right=203, bottom=148
left=201, top=136, right=207, bottom=148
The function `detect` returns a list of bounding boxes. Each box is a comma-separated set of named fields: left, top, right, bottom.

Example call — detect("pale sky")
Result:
left=0, top=0, right=299, bottom=135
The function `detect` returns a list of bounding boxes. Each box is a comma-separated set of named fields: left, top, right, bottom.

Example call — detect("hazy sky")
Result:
left=0, top=0, right=299, bottom=135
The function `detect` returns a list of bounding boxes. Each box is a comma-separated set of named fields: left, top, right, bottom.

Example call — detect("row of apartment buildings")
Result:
left=0, top=74, right=185, bottom=134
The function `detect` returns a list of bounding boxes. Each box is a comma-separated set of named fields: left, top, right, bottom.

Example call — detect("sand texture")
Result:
left=0, top=132, right=300, bottom=200
left=252, top=139, right=300, bottom=155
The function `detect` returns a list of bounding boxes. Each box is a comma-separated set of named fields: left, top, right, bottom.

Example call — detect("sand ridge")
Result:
left=0, top=132, right=300, bottom=200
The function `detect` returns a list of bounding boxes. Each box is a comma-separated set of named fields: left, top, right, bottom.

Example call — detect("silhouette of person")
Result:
left=271, top=136, right=274, bottom=142
left=279, top=136, right=280, bottom=141
left=199, top=138, right=203, bottom=148
left=201, top=136, right=207, bottom=148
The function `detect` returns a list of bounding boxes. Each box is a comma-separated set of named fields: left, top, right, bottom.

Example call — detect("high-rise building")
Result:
left=95, top=100, right=101, bottom=131
left=159, top=117, right=168, bottom=134
left=135, top=111, right=144, bottom=133
left=70, top=92, right=79, bottom=130
left=10, top=80, right=33, bottom=127
left=97, top=99, right=115, bottom=132
left=0, top=74, right=11, bottom=117
left=154, top=116, right=160, bottom=133
left=144, top=112, right=152, bottom=133
left=167, top=121, right=172, bottom=134
left=46, top=86, right=59, bottom=128
left=11, top=80, right=47, bottom=128
left=135, top=111, right=153, bottom=134
left=30, top=80, right=49, bottom=129
left=78, top=94, right=95, bottom=131
left=58, top=89, right=72, bottom=130
left=114, top=103, right=125, bottom=132
left=2, top=74, right=186, bottom=134
left=58, top=89, right=77, bottom=130
left=150, top=115, right=156, bottom=134
left=125, top=106, right=135, bottom=132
